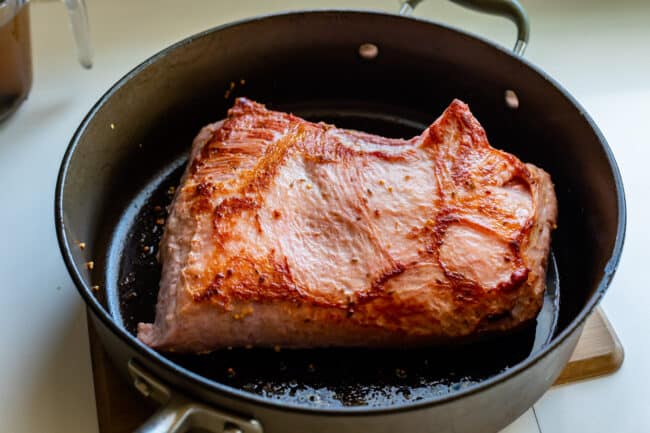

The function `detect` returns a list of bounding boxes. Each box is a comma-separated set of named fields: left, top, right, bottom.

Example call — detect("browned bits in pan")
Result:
left=85, top=261, right=94, bottom=270
left=78, top=242, right=86, bottom=250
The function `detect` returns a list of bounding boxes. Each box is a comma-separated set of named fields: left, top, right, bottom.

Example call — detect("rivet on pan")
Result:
left=133, top=377, right=151, bottom=397
left=359, top=43, right=379, bottom=59
left=505, top=90, right=519, bottom=109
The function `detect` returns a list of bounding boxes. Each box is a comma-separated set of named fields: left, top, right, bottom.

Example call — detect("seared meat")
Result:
left=137, top=98, right=557, bottom=352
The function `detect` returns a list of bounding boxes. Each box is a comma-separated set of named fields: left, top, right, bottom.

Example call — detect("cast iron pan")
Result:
left=55, top=0, right=626, bottom=431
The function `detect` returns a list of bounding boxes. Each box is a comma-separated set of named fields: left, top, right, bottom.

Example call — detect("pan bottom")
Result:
left=104, top=107, right=559, bottom=408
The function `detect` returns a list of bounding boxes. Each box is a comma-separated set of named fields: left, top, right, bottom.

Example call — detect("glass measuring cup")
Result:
left=0, top=0, right=91, bottom=121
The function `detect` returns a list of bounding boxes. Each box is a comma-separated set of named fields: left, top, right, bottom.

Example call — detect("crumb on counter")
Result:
left=110, top=123, right=115, bottom=130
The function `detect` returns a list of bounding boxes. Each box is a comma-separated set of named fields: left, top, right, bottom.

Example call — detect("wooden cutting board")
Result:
left=553, top=307, right=624, bottom=385
left=88, top=307, right=623, bottom=433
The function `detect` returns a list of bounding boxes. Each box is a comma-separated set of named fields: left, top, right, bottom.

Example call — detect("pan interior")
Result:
left=104, top=106, right=560, bottom=409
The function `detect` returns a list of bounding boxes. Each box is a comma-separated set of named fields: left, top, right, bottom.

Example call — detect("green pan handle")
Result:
left=399, top=0, right=530, bottom=56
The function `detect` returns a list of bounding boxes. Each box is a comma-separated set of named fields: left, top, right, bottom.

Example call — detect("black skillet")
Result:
left=55, top=0, right=625, bottom=432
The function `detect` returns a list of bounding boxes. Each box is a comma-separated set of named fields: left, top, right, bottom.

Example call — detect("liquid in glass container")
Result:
left=0, top=0, right=92, bottom=122
left=0, top=3, right=31, bottom=121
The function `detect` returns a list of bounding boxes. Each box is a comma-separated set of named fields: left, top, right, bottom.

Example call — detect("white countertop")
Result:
left=0, top=0, right=648, bottom=432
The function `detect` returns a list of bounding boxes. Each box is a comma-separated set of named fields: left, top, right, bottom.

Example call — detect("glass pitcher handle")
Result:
left=62, top=0, right=92, bottom=68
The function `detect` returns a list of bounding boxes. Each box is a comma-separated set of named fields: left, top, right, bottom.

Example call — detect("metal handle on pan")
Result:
left=128, top=360, right=263, bottom=433
left=399, top=0, right=530, bottom=56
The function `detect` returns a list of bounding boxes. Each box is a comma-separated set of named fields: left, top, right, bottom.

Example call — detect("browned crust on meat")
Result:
left=181, top=99, right=554, bottom=312
left=141, top=98, right=557, bottom=350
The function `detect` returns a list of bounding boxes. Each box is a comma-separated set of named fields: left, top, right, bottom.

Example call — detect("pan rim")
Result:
left=55, top=9, right=627, bottom=416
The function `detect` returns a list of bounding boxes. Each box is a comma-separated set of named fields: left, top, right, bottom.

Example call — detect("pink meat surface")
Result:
left=137, top=98, right=557, bottom=353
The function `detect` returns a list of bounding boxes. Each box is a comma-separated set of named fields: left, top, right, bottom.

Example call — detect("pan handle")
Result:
left=399, top=0, right=530, bottom=56
left=128, top=360, right=263, bottom=433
